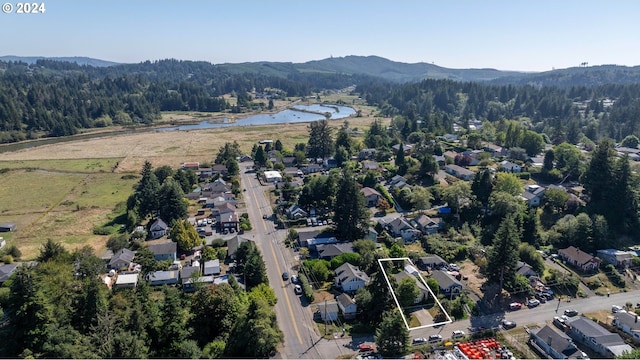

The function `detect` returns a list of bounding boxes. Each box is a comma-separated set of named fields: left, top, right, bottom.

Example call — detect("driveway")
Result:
left=545, top=258, right=596, bottom=297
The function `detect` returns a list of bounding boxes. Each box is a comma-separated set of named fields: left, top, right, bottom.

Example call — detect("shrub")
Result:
left=1, top=255, right=13, bottom=264
left=93, top=225, right=114, bottom=235
left=298, top=273, right=314, bottom=302
left=210, top=238, right=225, bottom=248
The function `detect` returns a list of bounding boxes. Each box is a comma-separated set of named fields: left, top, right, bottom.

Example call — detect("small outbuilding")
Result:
left=0, top=223, right=17, bottom=232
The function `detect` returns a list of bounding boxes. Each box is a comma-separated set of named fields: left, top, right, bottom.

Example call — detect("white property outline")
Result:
left=378, top=257, right=453, bottom=330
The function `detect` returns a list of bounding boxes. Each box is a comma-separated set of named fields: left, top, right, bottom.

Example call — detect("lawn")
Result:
left=0, top=158, right=121, bottom=173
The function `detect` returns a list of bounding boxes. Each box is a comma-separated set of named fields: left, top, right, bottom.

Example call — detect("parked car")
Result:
left=428, top=334, right=443, bottom=344
left=451, top=330, right=466, bottom=340
left=359, top=344, right=375, bottom=353
left=564, top=309, right=578, bottom=317
left=306, top=218, right=312, bottom=226
left=449, top=263, right=460, bottom=271
left=282, top=272, right=289, bottom=281
left=263, top=214, right=268, bottom=219
left=612, top=305, right=624, bottom=313
left=502, top=320, right=516, bottom=330
left=553, top=316, right=568, bottom=331
left=294, top=284, right=303, bottom=295
left=527, top=299, right=540, bottom=307
left=412, top=338, right=428, bottom=345
left=509, top=302, right=523, bottom=310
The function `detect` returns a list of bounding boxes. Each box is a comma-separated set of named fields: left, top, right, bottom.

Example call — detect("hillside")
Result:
left=0, top=55, right=120, bottom=67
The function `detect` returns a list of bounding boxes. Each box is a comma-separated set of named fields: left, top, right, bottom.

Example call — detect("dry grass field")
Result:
left=0, top=100, right=389, bottom=260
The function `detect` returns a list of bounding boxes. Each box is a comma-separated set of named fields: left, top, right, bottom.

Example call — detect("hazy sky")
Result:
left=2, top=0, right=639, bottom=71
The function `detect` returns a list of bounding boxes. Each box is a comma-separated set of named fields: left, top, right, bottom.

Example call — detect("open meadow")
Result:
left=0, top=100, right=388, bottom=259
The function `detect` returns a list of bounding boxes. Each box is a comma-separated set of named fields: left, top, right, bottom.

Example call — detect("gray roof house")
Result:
left=148, top=241, right=177, bottom=261
left=411, top=214, right=443, bottom=235
left=147, top=270, right=179, bottom=286
left=529, top=325, right=587, bottom=359
left=361, top=187, right=383, bottom=207
left=444, top=164, right=475, bottom=181
left=597, top=249, right=635, bottom=268
left=336, top=293, right=357, bottom=320
left=286, top=205, right=308, bottom=220
left=226, top=235, right=253, bottom=259
left=109, top=248, right=136, bottom=270
left=180, top=265, right=202, bottom=280
left=149, top=218, right=169, bottom=239
left=203, top=259, right=221, bottom=276
left=431, top=270, right=463, bottom=297
left=522, top=184, right=546, bottom=207
left=417, top=255, right=447, bottom=270
left=316, top=243, right=354, bottom=260
left=516, top=261, right=538, bottom=278
left=613, top=311, right=640, bottom=343
left=114, top=273, right=139, bottom=289
left=316, top=301, right=339, bottom=322
left=0, top=223, right=17, bottom=232
left=394, top=264, right=430, bottom=303
left=500, top=160, right=522, bottom=173
left=334, top=262, right=370, bottom=293
left=567, top=316, right=633, bottom=358
left=384, top=217, right=421, bottom=242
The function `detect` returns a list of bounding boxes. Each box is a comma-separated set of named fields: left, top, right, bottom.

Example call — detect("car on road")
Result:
left=359, top=344, right=375, bottom=353
left=294, top=284, right=302, bottom=295
left=502, top=320, right=516, bottom=330
left=564, top=309, right=578, bottom=317
left=282, top=272, right=289, bottom=281
left=428, top=334, right=443, bottom=344
left=290, top=275, right=298, bottom=284
left=412, top=337, right=428, bottom=345
left=509, top=302, right=523, bottom=310
left=263, top=214, right=268, bottom=219
left=451, top=330, right=466, bottom=340
left=612, top=305, right=624, bottom=313
left=527, top=299, right=540, bottom=307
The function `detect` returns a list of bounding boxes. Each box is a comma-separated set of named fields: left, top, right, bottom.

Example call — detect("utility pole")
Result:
left=324, top=299, right=328, bottom=335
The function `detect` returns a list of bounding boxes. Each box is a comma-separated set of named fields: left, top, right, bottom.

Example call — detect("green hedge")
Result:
left=375, top=184, right=395, bottom=208
left=298, top=273, right=314, bottom=302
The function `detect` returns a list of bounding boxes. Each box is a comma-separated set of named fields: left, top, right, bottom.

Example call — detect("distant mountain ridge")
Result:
left=3, top=54, right=640, bottom=86
left=0, top=55, right=120, bottom=67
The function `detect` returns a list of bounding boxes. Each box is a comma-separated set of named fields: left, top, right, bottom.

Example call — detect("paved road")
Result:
left=240, top=163, right=323, bottom=359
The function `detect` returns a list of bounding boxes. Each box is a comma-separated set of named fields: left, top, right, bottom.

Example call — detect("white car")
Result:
left=451, top=330, right=465, bottom=340
left=612, top=305, right=624, bottom=313
left=448, top=263, right=460, bottom=271
left=428, top=334, right=443, bottom=344
left=527, top=299, right=540, bottom=307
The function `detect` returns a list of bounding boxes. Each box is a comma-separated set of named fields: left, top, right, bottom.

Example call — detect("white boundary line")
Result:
left=378, top=257, right=453, bottom=331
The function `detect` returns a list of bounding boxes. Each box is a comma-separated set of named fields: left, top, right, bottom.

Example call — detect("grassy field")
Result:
left=0, top=100, right=388, bottom=260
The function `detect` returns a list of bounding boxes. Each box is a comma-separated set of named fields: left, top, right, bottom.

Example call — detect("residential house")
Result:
left=516, top=261, right=538, bottom=279
left=431, top=270, right=463, bottom=297
left=238, top=154, right=252, bottom=162
left=316, top=243, right=354, bottom=260
left=434, top=155, right=446, bottom=167
left=442, top=134, right=458, bottom=142
left=613, top=311, right=640, bottom=343
left=226, top=235, right=253, bottom=259
left=303, top=163, right=323, bottom=174
left=417, top=255, right=447, bottom=271
left=204, top=259, right=221, bottom=276
left=148, top=241, right=177, bottom=261
left=211, top=164, right=228, bottom=175
left=109, top=248, right=136, bottom=270
left=182, top=275, right=214, bottom=293
left=364, top=227, right=378, bottom=242
left=282, top=157, right=297, bottom=167
left=0, top=263, right=18, bottom=284
left=462, top=150, right=482, bottom=166
left=334, top=262, right=370, bottom=293
left=362, top=160, right=380, bottom=172
left=597, top=249, right=635, bottom=269
left=181, top=162, right=200, bottom=171
left=180, top=265, right=201, bottom=280
left=527, top=155, right=545, bottom=168
left=336, top=293, right=357, bottom=320
left=284, top=167, right=302, bottom=178
left=298, top=231, right=337, bottom=249
left=384, top=217, right=421, bottom=242
left=147, top=270, right=179, bottom=286
left=316, top=302, right=339, bottom=322
left=286, top=205, right=308, bottom=220
left=558, top=246, right=601, bottom=273
left=388, top=175, right=407, bottom=187
left=206, top=195, right=238, bottom=209
left=114, top=273, right=139, bottom=289
left=202, top=179, right=230, bottom=195
left=395, top=264, right=431, bottom=303
left=361, top=187, right=383, bottom=207
left=529, top=325, right=587, bottom=359
left=501, top=160, right=522, bottom=173
left=149, top=218, right=169, bottom=239
left=219, top=212, right=239, bottom=232
left=392, top=143, right=413, bottom=155
left=567, top=317, right=633, bottom=358
left=522, top=184, right=546, bottom=207
left=198, top=168, right=214, bottom=181
left=411, top=214, right=443, bottom=235
left=212, top=202, right=237, bottom=218
left=263, top=170, right=283, bottom=183
left=483, top=143, right=506, bottom=157
left=359, top=148, right=376, bottom=161
left=444, top=164, right=475, bottom=181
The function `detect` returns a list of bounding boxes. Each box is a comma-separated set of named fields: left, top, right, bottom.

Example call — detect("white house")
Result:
left=204, top=259, right=221, bottom=276
left=613, top=311, right=640, bottom=343
left=263, top=170, right=283, bottom=183
left=334, top=262, right=370, bottom=293
left=336, top=293, right=357, bottom=320
left=501, top=161, right=522, bottom=173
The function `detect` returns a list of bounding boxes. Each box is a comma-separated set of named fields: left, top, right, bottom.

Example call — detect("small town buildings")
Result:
left=316, top=243, right=354, bottom=260
left=613, top=311, right=640, bottom=342
left=334, top=262, right=370, bottom=293
left=182, top=275, right=214, bottom=292
left=384, top=217, right=421, bottom=242
left=286, top=205, right=308, bottom=220
left=219, top=212, right=239, bottom=232
left=411, top=214, right=443, bottom=235
left=388, top=175, right=407, bottom=187
left=516, top=261, right=538, bottom=279
left=180, top=265, right=201, bottom=280
left=114, top=273, right=139, bottom=289
left=522, top=184, right=546, bottom=207
left=567, top=316, right=633, bottom=358
left=361, top=187, right=383, bottom=207
left=203, top=259, right=221, bottom=276
left=395, top=264, right=430, bottom=303
left=147, top=270, right=179, bottom=286
left=263, top=170, right=283, bottom=183
left=316, top=302, right=339, bottom=322
left=392, top=143, right=413, bottom=155
left=181, top=162, right=200, bottom=171
left=358, top=148, right=376, bottom=161
left=500, top=161, right=522, bottom=173
left=336, top=293, right=357, bottom=320
left=148, top=241, right=177, bottom=261
left=558, top=246, right=601, bottom=272
left=149, top=218, right=169, bottom=239
left=529, top=325, right=587, bottom=359
left=417, top=255, right=447, bottom=270
left=109, top=248, right=136, bottom=270
left=430, top=270, right=463, bottom=297
left=298, top=231, right=337, bottom=249
left=444, top=164, right=475, bottom=181
left=597, top=249, right=635, bottom=268
left=227, top=235, right=253, bottom=259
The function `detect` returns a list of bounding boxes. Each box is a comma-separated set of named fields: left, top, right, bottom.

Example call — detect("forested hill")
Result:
left=490, top=64, right=640, bottom=87
left=0, top=56, right=120, bottom=67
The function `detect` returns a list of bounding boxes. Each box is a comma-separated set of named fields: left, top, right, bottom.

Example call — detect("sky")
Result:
left=2, top=0, right=640, bottom=72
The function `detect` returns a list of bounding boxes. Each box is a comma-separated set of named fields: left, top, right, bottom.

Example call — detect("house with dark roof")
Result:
left=0, top=263, right=18, bottom=284
left=182, top=275, right=214, bottom=292
left=0, top=223, right=17, bottom=232
left=516, top=261, right=538, bottom=278
left=316, top=243, right=354, bottom=260
left=282, top=157, right=297, bottom=167
left=298, top=231, right=337, bottom=250
left=500, top=160, right=522, bottom=173
left=394, top=264, right=430, bottom=303
left=567, top=316, right=633, bottom=357
left=219, top=212, right=239, bottom=232
left=336, top=293, right=357, bottom=320
left=444, top=164, right=475, bottom=181
left=362, top=160, right=380, bottom=172
left=443, top=150, right=459, bottom=163
left=431, top=270, right=463, bottom=297
left=148, top=241, right=177, bottom=261
left=411, top=214, right=443, bottom=235
left=388, top=175, right=407, bottom=187
left=522, top=184, right=546, bottom=207
left=361, top=187, right=383, bottom=207
left=558, top=246, right=601, bottom=273
left=359, top=148, right=376, bottom=161
left=529, top=325, right=587, bottom=359
left=180, top=265, right=201, bottom=280
left=613, top=311, right=640, bottom=343
left=149, top=218, right=169, bottom=239
left=392, top=143, right=413, bottom=155
left=334, top=262, right=370, bottom=293
left=597, top=249, right=635, bottom=268
left=417, top=255, right=447, bottom=270
left=109, top=248, right=136, bottom=270
left=147, top=270, right=179, bottom=286
left=384, top=217, right=421, bottom=242
left=226, top=235, right=253, bottom=259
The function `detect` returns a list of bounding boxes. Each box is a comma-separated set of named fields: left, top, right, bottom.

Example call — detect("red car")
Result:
left=509, top=302, right=523, bottom=310
left=359, top=344, right=375, bottom=352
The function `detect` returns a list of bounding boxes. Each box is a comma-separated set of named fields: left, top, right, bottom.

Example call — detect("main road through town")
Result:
left=240, top=163, right=331, bottom=359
